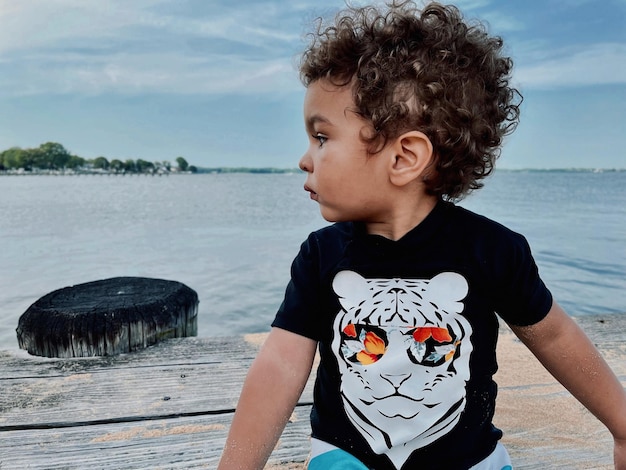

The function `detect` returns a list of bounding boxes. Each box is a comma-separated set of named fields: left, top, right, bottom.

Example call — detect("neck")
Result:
left=365, top=194, right=439, bottom=241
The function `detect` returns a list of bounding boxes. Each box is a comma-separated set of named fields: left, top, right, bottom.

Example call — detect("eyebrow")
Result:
left=306, top=114, right=332, bottom=131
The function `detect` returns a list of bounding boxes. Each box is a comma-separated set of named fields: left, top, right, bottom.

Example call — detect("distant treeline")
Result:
left=0, top=142, right=304, bottom=176
left=0, top=142, right=196, bottom=174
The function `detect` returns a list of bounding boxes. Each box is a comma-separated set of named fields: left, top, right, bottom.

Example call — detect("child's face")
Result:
left=299, top=79, right=391, bottom=223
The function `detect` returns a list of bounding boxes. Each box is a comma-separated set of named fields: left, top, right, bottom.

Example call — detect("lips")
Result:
left=304, top=184, right=318, bottom=201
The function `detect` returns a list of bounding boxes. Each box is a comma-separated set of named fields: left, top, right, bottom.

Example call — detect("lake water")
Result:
left=1, top=170, right=624, bottom=351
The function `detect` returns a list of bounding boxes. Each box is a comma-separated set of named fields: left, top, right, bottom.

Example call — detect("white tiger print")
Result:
left=331, top=271, right=473, bottom=469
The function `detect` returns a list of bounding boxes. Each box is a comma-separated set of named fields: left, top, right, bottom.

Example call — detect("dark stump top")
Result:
left=16, top=277, right=199, bottom=358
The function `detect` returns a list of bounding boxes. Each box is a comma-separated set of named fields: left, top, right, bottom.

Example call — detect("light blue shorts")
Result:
left=308, top=438, right=513, bottom=470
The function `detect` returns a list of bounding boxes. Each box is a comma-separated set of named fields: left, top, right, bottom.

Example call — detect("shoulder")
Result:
left=444, top=202, right=513, bottom=233
left=292, top=222, right=354, bottom=274
left=440, top=202, right=538, bottom=275
left=442, top=203, right=552, bottom=323
left=443, top=201, right=528, bottom=245
left=304, top=222, right=354, bottom=252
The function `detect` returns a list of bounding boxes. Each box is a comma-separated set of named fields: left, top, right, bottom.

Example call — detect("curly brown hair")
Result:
left=299, top=1, right=521, bottom=200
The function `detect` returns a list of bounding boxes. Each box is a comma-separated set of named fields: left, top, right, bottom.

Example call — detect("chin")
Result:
left=319, top=207, right=357, bottom=223
left=319, top=209, right=340, bottom=222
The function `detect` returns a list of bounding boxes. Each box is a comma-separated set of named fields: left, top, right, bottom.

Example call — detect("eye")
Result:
left=405, top=326, right=458, bottom=367
left=312, top=133, right=327, bottom=147
left=340, top=324, right=388, bottom=365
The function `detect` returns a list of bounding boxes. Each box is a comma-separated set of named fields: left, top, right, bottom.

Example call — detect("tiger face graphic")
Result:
left=331, top=271, right=473, bottom=469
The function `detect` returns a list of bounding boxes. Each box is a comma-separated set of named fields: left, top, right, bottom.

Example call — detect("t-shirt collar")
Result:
left=351, top=198, right=450, bottom=249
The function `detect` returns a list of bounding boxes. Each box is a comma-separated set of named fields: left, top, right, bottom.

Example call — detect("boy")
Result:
left=219, top=2, right=626, bottom=469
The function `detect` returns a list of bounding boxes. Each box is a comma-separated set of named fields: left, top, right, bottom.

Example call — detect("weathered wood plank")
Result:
left=1, top=335, right=258, bottom=378
left=1, top=358, right=244, bottom=428
left=0, top=334, right=314, bottom=469
left=493, top=314, right=626, bottom=470
left=0, top=336, right=314, bottom=430
left=0, top=408, right=313, bottom=469
left=573, top=314, right=626, bottom=345
left=0, top=314, right=624, bottom=469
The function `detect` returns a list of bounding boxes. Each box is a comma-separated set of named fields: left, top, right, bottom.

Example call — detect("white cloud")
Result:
left=2, top=0, right=624, bottom=97
left=0, top=0, right=304, bottom=54
left=515, top=43, right=626, bottom=89
left=0, top=0, right=307, bottom=96
left=0, top=51, right=302, bottom=96
left=0, top=0, right=164, bottom=53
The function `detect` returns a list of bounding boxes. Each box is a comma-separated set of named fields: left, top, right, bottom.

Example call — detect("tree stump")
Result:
left=16, top=277, right=199, bottom=358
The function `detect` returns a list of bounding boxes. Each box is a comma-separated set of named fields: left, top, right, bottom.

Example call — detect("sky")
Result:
left=0, top=0, right=625, bottom=170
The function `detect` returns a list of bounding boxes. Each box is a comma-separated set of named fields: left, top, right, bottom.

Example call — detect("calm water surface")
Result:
left=0, top=171, right=624, bottom=351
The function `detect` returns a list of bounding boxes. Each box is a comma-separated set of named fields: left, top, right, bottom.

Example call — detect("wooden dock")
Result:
left=1, top=314, right=625, bottom=469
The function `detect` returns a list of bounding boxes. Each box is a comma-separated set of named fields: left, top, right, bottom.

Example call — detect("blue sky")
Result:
left=0, top=0, right=625, bottom=169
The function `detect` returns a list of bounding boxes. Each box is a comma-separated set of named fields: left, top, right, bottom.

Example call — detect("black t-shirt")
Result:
left=272, top=200, right=552, bottom=469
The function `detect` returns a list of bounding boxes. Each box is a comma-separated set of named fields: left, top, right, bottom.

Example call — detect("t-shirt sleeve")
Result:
left=271, top=233, right=325, bottom=340
left=490, top=231, right=553, bottom=327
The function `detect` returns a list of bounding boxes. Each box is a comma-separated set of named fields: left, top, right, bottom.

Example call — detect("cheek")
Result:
left=316, top=163, right=344, bottom=187
left=344, top=364, right=368, bottom=385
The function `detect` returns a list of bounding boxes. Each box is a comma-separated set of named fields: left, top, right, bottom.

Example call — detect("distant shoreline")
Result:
left=1, top=167, right=624, bottom=176
left=0, top=167, right=302, bottom=176
left=0, top=169, right=191, bottom=176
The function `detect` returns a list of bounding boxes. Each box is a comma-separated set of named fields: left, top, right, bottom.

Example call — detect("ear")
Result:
left=387, top=131, right=434, bottom=187
left=332, top=270, right=369, bottom=311
left=426, top=272, right=468, bottom=313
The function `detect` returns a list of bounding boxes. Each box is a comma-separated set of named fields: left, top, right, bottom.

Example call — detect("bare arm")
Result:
left=217, top=327, right=317, bottom=470
left=510, top=302, right=626, bottom=469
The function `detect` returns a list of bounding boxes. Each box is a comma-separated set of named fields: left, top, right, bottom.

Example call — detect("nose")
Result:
left=381, top=372, right=411, bottom=390
left=299, top=152, right=312, bottom=173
